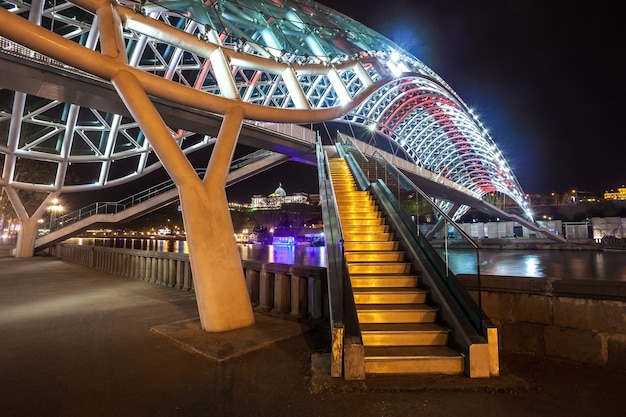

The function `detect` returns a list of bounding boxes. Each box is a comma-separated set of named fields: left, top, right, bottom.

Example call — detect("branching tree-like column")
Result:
left=112, top=70, right=254, bottom=331
left=5, top=189, right=58, bottom=258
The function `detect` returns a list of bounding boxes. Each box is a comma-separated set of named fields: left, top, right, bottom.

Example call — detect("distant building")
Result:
left=604, top=187, right=626, bottom=201
left=250, top=183, right=310, bottom=209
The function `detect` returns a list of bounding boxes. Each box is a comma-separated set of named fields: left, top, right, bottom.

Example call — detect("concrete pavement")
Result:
left=1, top=254, right=624, bottom=417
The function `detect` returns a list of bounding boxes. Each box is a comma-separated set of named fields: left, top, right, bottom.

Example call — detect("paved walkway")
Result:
left=1, top=254, right=624, bottom=417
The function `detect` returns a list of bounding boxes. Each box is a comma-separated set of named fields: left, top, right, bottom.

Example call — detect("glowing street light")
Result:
left=48, top=198, right=64, bottom=229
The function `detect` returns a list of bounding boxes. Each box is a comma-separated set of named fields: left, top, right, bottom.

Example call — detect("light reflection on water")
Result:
left=66, top=237, right=326, bottom=268
left=66, top=238, right=626, bottom=281
left=444, top=249, right=626, bottom=281
left=238, top=243, right=326, bottom=267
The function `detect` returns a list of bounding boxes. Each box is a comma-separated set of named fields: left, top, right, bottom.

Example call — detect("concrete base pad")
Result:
left=310, top=353, right=533, bottom=393
left=151, top=313, right=310, bottom=362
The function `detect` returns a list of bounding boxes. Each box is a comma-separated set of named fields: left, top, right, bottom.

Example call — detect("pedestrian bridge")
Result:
left=0, top=0, right=563, bottom=378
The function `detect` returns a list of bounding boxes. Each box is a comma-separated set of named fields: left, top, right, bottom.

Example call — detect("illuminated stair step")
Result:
left=348, top=261, right=410, bottom=274
left=344, top=241, right=399, bottom=251
left=342, top=225, right=388, bottom=234
left=343, top=233, right=393, bottom=243
left=334, top=192, right=372, bottom=200
left=356, top=304, right=437, bottom=323
left=336, top=199, right=373, bottom=206
left=338, top=207, right=379, bottom=216
left=353, top=287, right=427, bottom=304
left=345, top=251, right=405, bottom=262
left=350, top=274, right=419, bottom=288
left=364, top=346, right=464, bottom=375
left=340, top=213, right=382, bottom=222
left=341, top=218, right=385, bottom=227
left=360, top=323, right=450, bottom=346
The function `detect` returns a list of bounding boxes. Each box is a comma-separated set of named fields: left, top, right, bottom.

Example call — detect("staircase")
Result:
left=328, top=157, right=464, bottom=375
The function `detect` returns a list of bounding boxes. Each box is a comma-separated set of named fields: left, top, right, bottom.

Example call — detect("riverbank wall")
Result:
left=52, top=243, right=626, bottom=370
left=459, top=274, right=626, bottom=370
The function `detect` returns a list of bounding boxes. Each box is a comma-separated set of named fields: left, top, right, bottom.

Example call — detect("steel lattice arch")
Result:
left=0, top=0, right=531, bottom=219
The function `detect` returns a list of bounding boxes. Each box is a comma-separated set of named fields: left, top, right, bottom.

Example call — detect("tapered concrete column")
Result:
left=13, top=218, right=39, bottom=258
left=177, top=107, right=255, bottom=330
left=5, top=188, right=54, bottom=258
left=112, top=70, right=254, bottom=332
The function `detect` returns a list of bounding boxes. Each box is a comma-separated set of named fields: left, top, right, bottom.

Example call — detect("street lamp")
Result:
left=48, top=198, right=64, bottom=231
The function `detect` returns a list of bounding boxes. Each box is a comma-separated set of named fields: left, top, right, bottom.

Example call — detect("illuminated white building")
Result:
left=251, top=184, right=309, bottom=209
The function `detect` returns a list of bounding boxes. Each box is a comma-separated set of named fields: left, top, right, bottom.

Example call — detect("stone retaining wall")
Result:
left=459, top=275, right=626, bottom=369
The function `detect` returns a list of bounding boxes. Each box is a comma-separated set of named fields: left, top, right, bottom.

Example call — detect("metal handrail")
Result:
left=45, top=172, right=194, bottom=233
left=316, top=137, right=346, bottom=377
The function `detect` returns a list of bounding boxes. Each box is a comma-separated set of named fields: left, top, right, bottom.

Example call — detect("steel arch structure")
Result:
left=1, top=0, right=534, bottom=332
left=1, top=0, right=530, bottom=216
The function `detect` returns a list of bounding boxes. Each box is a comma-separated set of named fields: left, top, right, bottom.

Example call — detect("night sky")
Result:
left=231, top=0, right=625, bottom=202
left=313, top=0, right=625, bottom=196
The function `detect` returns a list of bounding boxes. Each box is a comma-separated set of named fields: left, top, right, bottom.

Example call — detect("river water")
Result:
left=65, top=237, right=626, bottom=281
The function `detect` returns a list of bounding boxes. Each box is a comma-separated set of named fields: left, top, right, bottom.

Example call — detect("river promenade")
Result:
left=1, top=246, right=625, bottom=417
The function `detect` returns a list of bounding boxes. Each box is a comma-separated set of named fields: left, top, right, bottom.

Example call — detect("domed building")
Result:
left=270, top=183, right=287, bottom=198
left=251, top=183, right=309, bottom=209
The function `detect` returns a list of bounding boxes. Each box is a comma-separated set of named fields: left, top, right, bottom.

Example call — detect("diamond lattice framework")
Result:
left=0, top=0, right=531, bottom=217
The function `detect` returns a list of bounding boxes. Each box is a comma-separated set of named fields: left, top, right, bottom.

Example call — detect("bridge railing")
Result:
left=0, top=36, right=103, bottom=82
left=44, top=170, right=204, bottom=233
left=52, top=243, right=329, bottom=321
left=42, top=148, right=280, bottom=234
left=245, top=121, right=317, bottom=147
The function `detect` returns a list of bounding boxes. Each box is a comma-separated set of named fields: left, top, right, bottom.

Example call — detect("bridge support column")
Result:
left=13, top=218, right=39, bottom=258
left=112, top=70, right=254, bottom=332
left=4, top=188, right=57, bottom=258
